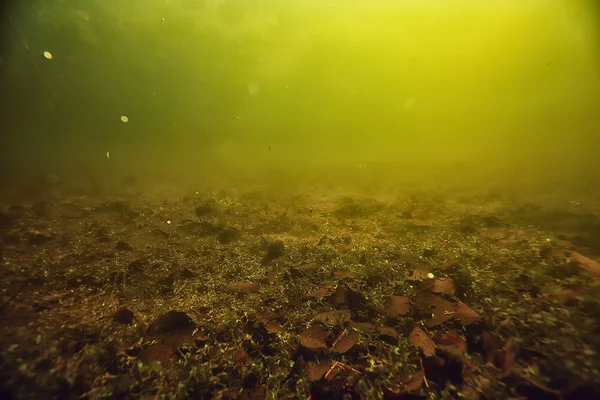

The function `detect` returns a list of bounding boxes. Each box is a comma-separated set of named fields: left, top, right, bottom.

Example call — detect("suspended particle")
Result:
left=106, top=151, right=110, bottom=159
left=43, top=51, right=53, bottom=60
left=120, top=115, right=129, bottom=123
left=247, top=82, right=260, bottom=96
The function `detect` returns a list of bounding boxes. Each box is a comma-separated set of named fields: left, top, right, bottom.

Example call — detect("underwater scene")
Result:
left=1, top=0, right=600, bottom=398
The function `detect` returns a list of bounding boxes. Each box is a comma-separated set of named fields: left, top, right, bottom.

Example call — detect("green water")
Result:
left=1, top=0, right=599, bottom=192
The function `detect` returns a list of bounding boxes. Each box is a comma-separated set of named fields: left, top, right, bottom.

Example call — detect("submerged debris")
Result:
left=1, top=184, right=600, bottom=398
left=113, top=308, right=134, bottom=324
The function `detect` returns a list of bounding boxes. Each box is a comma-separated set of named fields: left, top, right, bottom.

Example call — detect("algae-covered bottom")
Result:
left=1, top=185, right=600, bottom=399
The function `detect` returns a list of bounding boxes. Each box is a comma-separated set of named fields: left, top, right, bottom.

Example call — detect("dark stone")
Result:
left=423, top=248, right=436, bottom=258
left=115, top=241, right=133, bottom=251
left=113, top=308, right=134, bottom=324
left=194, top=205, right=215, bottom=217
left=217, top=227, right=241, bottom=244
left=266, top=240, right=285, bottom=259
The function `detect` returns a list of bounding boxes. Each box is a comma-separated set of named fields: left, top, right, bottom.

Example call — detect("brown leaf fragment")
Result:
left=409, top=267, right=431, bottom=281
left=409, top=327, right=436, bottom=357
left=431, top=277, right=456, bottom=296
left=299, top=325, right=330, bottom=350
left=542, top=286, right=578, bottom=305
left=138, top=343, right=178, bottom=365
left=333, top=330, right=359, bottom=354
left=308, top=282, right=335, bottom=299
left=402, top=368, right=425, bottom=393
left=436, top=331, right=467, bottom=353
left=440, top=259, right=460, bottom=271
left=379, top=326, right=399, bottom=343
left=415, top=293, right=455, bottom=327
left=146, top=311, right=197, bottom=347
left=333, top=270, right=355, bottom=279
left=454, top=303, right=481, bottom=325
left=296, top=262, right=318, bottom=272
left=499, top=337, right=517, bottom=377
left=482, top=332, right=503, bottom=363
left=254, top=312, right=284, bottom=333
left=499, top=239, right=520, bottom=247
left=314, top=310, right=351, bottom=325
left=571, top=251, right=600, bottom=279
left=225, top=281, right=260, bottom=294
left=233, top=350, right=249, bottom=365
left=264, top=320, right=283, bottom=333
left=27, top=230, right=55, bottom=245
left=239, top=385, right=266, bottom=400
left=386, top=296, right=411, bottom=318
left=384, top=369, right=426, bottom=398
left=329, top=284, right=368, bottom=310
left=349, top=320, right=377, bottom=334
left=307, top=361, right=333, bottom=381
left=488, top=228, right=509, bottom=240
left=289, top=262, right=319, bottom=278
left=513, top=373, right=563, bottom=399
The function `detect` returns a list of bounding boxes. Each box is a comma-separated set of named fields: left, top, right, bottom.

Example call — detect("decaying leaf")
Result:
left=349, top=320, right=377, bottom=334
left=146, top=311, right=197, bottom=347
left=308, top=282, right=335, bottom=299
left=402, top=368, right=425, bottom=393
left=138, top=343, right=178, bottom=365
left=290, top=262, right=319, bottom=278
left=239, top=385, right=266, bottom=400
left=333, top=270, right=355, bottom=279
left=307, top=361, right=332, bottom=381
left=431, top=277, right=456, bottom=296
left=314, top=310, right=351, bottom=325
left=333, top=330, right=359, bottom=354
left=415, top=293, right=455, bottom=327
left=571, top=251, right=600, bottom=279
left=227, top=348, right=249, bottom=365
left=409, top=327, right=436, bottom=357
left=225, top=281, right=260, bottom=294
left=390, top=368, right=425, bottom=395
left=329, top=284, right=368, bottom=311
left=379, top=326, right=399, bottom=343
left=409, top=267, right=431, bottom=281
left=299, top=325, right=330, bottom=350
left=440, top=259, right=460, bottom=271
left=454, top=302, right=481, bottom=325
left=436, top=330, right=467, bottom=353
left=542, top=286, right=578, bottom=304
left=482, top=331, right=504, bottom=363
left=385, top=295, right=411, bottom=318
left=499, top=337, right=517, bottom=377
left=254, top=312, right=284, bottom=333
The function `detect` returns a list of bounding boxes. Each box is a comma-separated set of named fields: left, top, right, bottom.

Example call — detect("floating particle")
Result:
left=247, top=82, right=260, bottom=95
left=43, top=51, right=53, bottom=60
left=166, top=220, right=172, bottom=225
left=106, top=151, right=110, bottom=159
left=120, top=115, right=129, bottom=123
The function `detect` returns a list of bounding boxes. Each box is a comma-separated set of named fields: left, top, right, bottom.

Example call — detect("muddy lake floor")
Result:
left=1, top=181, right=600, bottom=399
